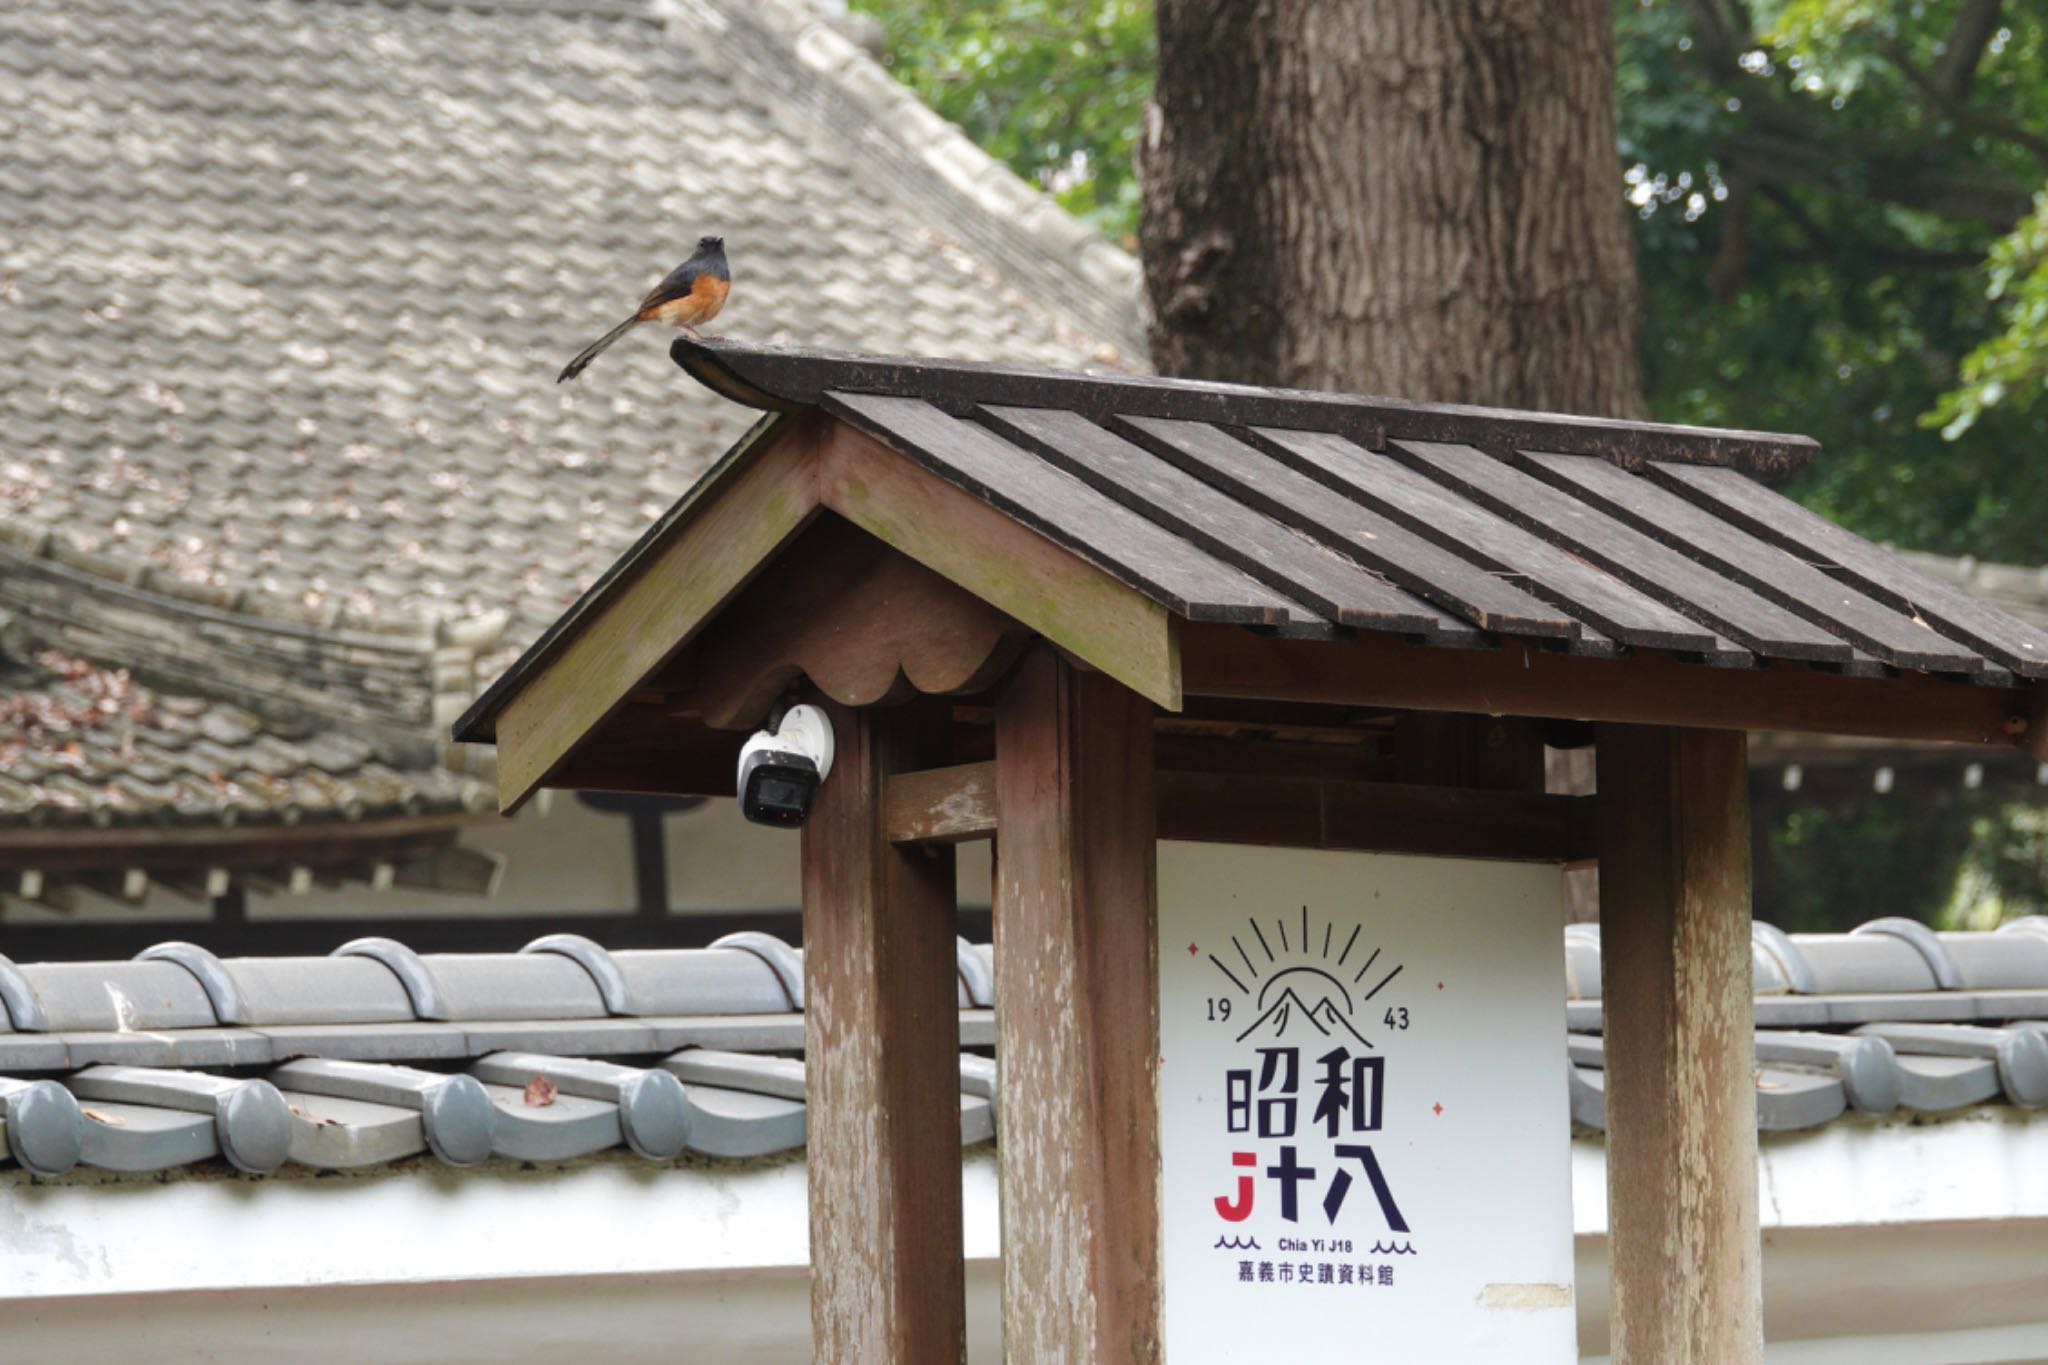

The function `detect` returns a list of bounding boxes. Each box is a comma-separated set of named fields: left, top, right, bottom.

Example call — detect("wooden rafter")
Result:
left=1180, top=623, right=2046, bottom=756
left=883, top=760, right=1594, bottom=863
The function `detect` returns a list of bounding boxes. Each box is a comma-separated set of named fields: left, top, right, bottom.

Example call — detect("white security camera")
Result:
left=737, top=704, right=835, bottom=828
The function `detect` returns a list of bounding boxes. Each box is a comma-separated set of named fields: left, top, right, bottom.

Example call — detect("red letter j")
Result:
left=1214, top=1151, right=1257, bottom=1222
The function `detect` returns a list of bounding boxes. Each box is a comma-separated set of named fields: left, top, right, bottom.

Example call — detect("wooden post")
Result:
left=1596, top=724, right=1761, bottom=1363
left=802, top=698, right=965, bottom=1362
left=993, top=648, right=1163, bottom=1362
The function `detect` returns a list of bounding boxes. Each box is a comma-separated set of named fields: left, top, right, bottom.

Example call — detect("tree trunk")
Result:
left=1139, top=0, right=1645, bottom=419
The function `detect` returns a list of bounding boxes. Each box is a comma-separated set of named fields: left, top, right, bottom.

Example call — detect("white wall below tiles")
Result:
left=1, top=1111, right=2043, bottom=1361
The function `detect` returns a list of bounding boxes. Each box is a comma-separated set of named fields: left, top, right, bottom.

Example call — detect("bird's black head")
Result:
left=697, top=235, right=725, bottom=254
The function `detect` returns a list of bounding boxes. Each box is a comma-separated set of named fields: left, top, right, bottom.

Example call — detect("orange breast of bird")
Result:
left=644, top=273, right=730, bottom=329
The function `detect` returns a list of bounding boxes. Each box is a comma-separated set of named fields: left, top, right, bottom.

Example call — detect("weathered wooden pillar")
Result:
left=992, top=648, right=1163, bottom=1361
left=801, top=698, right=965, bottom=1362
left=1596, top=724, right=1761, bottom=1363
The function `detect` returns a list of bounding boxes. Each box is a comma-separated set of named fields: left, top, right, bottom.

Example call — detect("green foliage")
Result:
left=1617, top=0, right=2048, bottom=563
left=1756, top=777, right=2048, bottom=932
left=851, top=0, right=2048, bottom=927
left=854, top=2, right=2048, bottom=560
left=1760, top=796, right=1976, bottom=932
left=1930, top=193, right=2048, bottom=439
left=1942, top=800, right=2048, bottom=926
left=843, top=0, right=1153, bottom=239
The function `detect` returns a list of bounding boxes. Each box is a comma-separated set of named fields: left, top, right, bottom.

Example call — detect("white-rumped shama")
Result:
left=557, top=235, right=730, bottom=382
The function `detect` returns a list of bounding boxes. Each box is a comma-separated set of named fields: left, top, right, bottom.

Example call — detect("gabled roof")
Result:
left=0, top=0, right=1142, bottom=844
left=668, top=343, right=2048, bottom=674
left=457, top=340, right=2048, bottom=807
left=2, top=919, right=2043, bottom=1181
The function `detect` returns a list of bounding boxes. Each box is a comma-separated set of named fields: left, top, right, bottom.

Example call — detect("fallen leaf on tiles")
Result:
left=81, top=1108, right=127, bottom=1126
left=523, top=1075, right=558, bottom=1107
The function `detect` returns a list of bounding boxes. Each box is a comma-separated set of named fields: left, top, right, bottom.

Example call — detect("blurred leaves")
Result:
left=1762, top=796, right=1975, bottom=933
left=844, top=0, right=1153, bottom=241
left=857, top=0, right=2048, bottom=557
left=1930, top=192, right=2048, bottom=439
left=1944, top=801, right=2048, bottom=926
left=1620, top=0, right=2048, bottom=561
left=850, top=0, right=2048, bottom=925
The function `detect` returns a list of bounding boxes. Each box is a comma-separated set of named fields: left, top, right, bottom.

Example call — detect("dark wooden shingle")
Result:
left=1651, top=463, right=2048, bottom=679
left=1388, top=440, right=1857, bottom=665
left=826, top=393, right=1318, bottom=628
left=1249, top=428, right=1738, bottom=659
left=1116, top=417, right=1583, bottom=643
left=978, top=406, right=1478, bottom=643
left=1522, top=453, right=1984, bottom=674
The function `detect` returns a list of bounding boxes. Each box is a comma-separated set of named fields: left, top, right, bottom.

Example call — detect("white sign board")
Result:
left=1158, top=842, right=1576, bottom=1362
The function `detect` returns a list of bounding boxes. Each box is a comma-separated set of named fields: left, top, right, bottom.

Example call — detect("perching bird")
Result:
left=557, top=236, right=730, bottom=383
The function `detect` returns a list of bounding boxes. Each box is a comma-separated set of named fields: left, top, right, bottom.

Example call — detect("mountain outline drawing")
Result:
left=1234, top=975, right=1373, bottom=1049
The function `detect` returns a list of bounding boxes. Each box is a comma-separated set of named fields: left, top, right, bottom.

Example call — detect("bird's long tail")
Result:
left=557, top=316, right=640, bottom=383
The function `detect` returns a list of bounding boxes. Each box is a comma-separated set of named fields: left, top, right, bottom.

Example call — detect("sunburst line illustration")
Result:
left=1205, top=907, right=1398, bottom=1048
left=1250, top=920, right=1275, bottom=961
left=1208, top=954, right=1248, bottom=993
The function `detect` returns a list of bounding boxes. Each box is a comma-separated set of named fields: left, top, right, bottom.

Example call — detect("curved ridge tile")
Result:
left=476, top=1081, right=622, bottom=1163
left=1751, top=923, right=1817, bottom=995
left=955, top=936, right=994, bottom=1008
left=0, top=1076, right=85, bottom=1176
left=678, top=1084, right=807, bottom=1158
left=137, top=941, right=245, bottom=1025
left=708, top=933, right=804, bottom=1010
left=1997, top=1029, right=2048, bottom=1107
left=471, top=1051, right=689, bottom=1160
left=1853, top=918, right=1964, bottom=991
left=0, top=955, right=48, bottom=1032
left=333, top=938, right=446, bottom=1020
left=269, top=1057, right=495, bottom=1166
left=521, top=934, right=636, bottom=1017
left=65, top=1065, right=290, bottom=1174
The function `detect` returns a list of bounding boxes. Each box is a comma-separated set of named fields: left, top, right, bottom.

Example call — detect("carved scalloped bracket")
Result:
left=659, top=516, right=1031, bottom=732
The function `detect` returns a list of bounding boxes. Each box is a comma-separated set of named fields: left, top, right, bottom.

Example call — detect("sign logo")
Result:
left=1159, top=845, right=1578, bottom=1361
left=1207, top=905, right=1401, bottom=1048
left=1196, top=906, right=1417, bottom=1284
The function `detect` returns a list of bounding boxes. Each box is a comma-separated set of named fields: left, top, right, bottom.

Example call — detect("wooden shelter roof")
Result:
left=455, top=339, right=2048, bottom=808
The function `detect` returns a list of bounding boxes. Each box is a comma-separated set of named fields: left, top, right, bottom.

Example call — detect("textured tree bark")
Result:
left=1140, top=0, right=1645, bottom=418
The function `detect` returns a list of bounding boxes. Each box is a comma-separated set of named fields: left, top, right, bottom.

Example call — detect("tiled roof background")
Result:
left=0, top=0, right=1142, bottom=841
left=0, top=0, right=1141, bottom=662
left=2, top=920, right=2044, bottom=1180
left=0, top=642, right=473, bottom=829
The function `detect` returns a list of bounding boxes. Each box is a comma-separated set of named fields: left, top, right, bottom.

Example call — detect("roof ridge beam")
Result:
left=672, top=337, right=1819, bottom=481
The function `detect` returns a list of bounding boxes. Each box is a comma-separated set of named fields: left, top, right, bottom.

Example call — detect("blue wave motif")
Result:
left=1213, top=1235, right=1261, bottom=1251
left=1369, top=1241, right=1416, bottom=1256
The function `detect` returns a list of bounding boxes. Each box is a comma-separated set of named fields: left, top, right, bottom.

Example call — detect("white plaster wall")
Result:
left=5, top=1119, right=2047, bottom=1361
